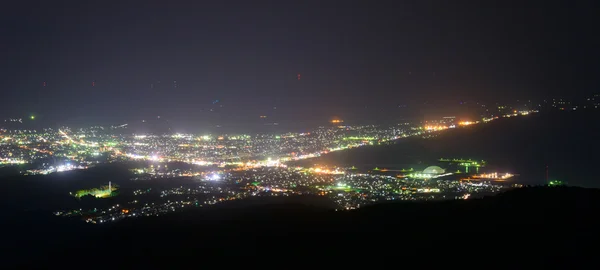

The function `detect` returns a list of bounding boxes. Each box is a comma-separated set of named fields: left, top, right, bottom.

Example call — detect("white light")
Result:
left=207, top=173, right=221, bottom=181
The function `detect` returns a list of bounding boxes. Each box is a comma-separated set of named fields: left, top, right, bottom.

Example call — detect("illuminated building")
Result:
left=423, top=166, right=445, bottom=175
left=72, top=183, right=118, bottom=198
left=410, top=166, right=447, bottom=179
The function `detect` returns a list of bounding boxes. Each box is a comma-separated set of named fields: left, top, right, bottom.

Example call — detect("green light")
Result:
left=30, top=115, right=35, bottom=120
left=72, top=183, right=118, bottom=198
left=548, top=180, right=565, bottom=186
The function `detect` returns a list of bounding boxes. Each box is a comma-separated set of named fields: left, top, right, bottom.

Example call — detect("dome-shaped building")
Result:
left=422, top=166, right=445, bottom=175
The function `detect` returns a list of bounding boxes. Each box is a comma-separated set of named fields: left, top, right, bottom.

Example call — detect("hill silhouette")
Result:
left=7, top=186, right=599, bottom=267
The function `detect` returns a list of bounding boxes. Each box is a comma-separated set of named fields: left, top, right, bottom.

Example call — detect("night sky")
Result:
left=2, top=1, right=598, bottom=130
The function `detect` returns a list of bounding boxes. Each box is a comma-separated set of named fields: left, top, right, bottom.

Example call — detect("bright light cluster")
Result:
left=308, top=167, right=345, bottom=175
left=26, top=163, right=87, bottom=175
left=424, top=125, right=448, bottom=131
left=475, top=172, right=514, bottom=180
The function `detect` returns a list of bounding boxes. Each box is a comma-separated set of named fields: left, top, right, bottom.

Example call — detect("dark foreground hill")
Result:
left=6, top=186, right=600, bottom=268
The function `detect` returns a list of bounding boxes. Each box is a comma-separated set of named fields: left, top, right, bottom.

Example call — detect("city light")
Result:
left=474, top=172, right=514, bottom=180
left=206, top=173, right=221, bottom=181
left=424, top=125, right=448, bottom=131
left=0, top=109, right=539, bottom=224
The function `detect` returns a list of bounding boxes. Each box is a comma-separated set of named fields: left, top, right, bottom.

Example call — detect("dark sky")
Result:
left=1, top=1, right=598, bottom=130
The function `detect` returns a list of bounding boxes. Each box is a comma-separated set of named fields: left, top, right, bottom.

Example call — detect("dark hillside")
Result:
left=10, top=186, right=599, bottom=267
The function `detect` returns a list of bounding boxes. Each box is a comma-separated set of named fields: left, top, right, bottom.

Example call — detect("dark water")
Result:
left=298, top=111, right=600, bottom=187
